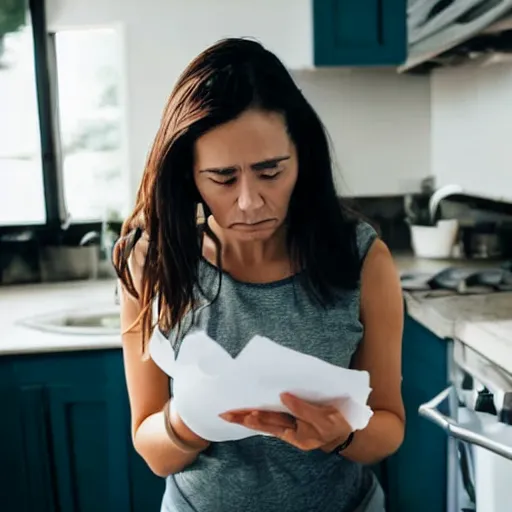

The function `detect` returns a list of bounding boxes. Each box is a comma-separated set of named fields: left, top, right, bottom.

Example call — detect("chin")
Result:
left=230, top=228, right=276, bottom=241
left=228, top=221, right=281, bottom=241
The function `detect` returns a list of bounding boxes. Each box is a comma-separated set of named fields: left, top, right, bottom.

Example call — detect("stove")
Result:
left=401, top=262, right=512, bottom=297
left=419, top=341, right=512, bottom=512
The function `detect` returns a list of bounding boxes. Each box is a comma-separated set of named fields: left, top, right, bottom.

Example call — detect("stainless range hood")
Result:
left=400, top=0, right=512, bottom=72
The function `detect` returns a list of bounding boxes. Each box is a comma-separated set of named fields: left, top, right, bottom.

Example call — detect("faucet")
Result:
left=79, top=231, right=101, bottom=246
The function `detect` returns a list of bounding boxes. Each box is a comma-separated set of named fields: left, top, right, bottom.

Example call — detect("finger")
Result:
left=281, top=393, right=338, bottom=424
left=281, top=394, right=350, bottom=441
left=218, top=411, right=252, bottom=424
left=219, top=409, right=264, bottom=423
left=221, top=408, right=255, bottom=416
left=236, top=413, right=326, bottom=452
left=280, top=425, right=324, bottom=451
left=250, top=411, right=297, bottom=430
left=220, top=411, right=296, bottom=430
left=242, top=412, right=293, bottom=437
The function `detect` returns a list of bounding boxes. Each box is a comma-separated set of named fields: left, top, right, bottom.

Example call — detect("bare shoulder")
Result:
left=361, top=239, right=399, bottom=288
left=360, top=238, right=403, bottom=321
left=362, top=238, right=394, bottom=272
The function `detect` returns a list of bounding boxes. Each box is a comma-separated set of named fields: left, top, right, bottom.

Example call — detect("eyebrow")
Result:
left=199, top=155, right=290, bottom=175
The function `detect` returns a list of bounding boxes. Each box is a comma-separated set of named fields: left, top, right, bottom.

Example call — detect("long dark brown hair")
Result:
left=113, top=38, right=361, bottom=352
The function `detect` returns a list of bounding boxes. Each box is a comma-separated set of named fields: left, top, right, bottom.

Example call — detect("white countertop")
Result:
left=1, top=279, right=121, bottom=355
left=1, top=256, right=511, bottom=372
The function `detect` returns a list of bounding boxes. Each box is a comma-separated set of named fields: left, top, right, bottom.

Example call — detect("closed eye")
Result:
left=201, top=156, right=289, bottom=185
left=211, top=172, right=281, bottom=186
left=260, top=171, right=281, bottom=180
left=210, top=177, right=237, bottom=186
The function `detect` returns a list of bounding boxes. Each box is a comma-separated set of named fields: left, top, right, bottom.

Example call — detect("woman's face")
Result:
left=193, top=109, right=298, bottom=241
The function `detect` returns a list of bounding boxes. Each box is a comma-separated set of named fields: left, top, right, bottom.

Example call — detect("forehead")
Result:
left=194, top=110, right=292, bottom=168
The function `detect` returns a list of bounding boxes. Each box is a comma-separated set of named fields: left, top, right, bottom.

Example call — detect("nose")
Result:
left=237, top=174, right=264, bottom=212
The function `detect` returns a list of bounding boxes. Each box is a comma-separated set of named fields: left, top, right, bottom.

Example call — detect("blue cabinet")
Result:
left=313, top=0, right=407, bottom=66
left=0, top=375, right=55, bottom=510
left=0, top=316, right=450, bottom=511
left=385, top=315, right=449, bottom=512
left=0, top=350, right=164, bottom=512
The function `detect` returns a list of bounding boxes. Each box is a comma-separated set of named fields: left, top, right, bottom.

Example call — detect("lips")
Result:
left=231, top=219, right=276, bottom=229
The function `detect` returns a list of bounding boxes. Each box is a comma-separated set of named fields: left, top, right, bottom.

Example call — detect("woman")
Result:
left=114, top=38, right=404, bottom=512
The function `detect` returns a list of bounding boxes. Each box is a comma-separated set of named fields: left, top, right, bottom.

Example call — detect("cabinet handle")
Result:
left=419, top=386, right=512, bottom=461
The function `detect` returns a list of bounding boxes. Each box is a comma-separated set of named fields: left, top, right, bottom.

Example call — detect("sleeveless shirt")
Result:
left=151, top=221, right=379, bottom=512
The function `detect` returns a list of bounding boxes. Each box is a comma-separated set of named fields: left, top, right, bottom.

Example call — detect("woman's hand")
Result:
left=220, top=393, right=352, bottom=452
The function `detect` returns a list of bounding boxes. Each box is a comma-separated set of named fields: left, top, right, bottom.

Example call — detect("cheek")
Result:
left=195, top=181, right=231, bottom=220
left=277, top=170, right=298, bottom=206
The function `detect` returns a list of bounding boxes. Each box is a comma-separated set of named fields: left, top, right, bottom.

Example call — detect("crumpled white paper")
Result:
left=149, top=329, right=373, bottom=442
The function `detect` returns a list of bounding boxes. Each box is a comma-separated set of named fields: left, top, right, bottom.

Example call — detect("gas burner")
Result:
left=401, top=264, right=512, bottom=295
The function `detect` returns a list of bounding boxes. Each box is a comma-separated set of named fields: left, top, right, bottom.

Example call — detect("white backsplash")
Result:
left=431, top=63, right=512, bottom=203
left=293, top=69, right=431, bottom=197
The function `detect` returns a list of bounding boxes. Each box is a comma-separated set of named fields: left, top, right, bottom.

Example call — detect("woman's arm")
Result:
left=120, top=239, right=210, bottom=477
left=340, top=238, right=405, bottom=465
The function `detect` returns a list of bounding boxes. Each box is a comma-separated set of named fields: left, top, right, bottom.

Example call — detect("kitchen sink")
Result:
left=61, top=312, right=120, bottom=329
left=18, top=306, right=121, bottom=336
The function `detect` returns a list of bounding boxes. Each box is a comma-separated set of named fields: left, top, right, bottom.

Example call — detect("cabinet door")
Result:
left=4, top=350, right=163, bottom=511
left=387, top=378, right=449, bottom=512
left=129, top=448, right=165, bottom=512
left=313, top=0, right=407, bottom=66
left=46, top=377, right=131, bottom=511
left=386, top=316, right=449, bottom=512
left=0, top=384, right=56, bottom=512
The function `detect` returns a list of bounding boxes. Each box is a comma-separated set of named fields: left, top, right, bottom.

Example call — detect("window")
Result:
left=53, top=28, right=126, bottom=221
left=0, top=0, right=127, bottom=229
left=0, top=2, right=45, bottom=225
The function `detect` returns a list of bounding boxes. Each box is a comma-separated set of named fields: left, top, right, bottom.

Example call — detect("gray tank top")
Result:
left=159, top=221, right=378, bottom=512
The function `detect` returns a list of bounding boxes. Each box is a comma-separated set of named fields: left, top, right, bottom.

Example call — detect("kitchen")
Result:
left=1, top=0, right=512, bottom=511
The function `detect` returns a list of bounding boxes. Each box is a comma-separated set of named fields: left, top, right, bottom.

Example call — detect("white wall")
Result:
left=293, top=69, right=431, bottom=196
left=431, top=63, right=512, bottom=202
left=45, top=0, right=431, bottom=204
left=45, top=0, right=312, bottom=207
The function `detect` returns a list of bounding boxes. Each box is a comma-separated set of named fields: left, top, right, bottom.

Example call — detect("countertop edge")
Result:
left=404, top=292, right=512, bottom=373
left=0, top=337, right=122, bottom=356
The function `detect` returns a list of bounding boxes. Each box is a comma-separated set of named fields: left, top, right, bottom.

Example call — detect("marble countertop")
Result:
left=404, top=291, right=512, bottom=373
left=1, top=255, right=511, bottom=370
left=393, top=252, right=505, bottom=276
left=396, top=255, right=512, bottom=373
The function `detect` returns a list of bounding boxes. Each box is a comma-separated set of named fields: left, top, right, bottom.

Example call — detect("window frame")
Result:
left=0, top=0, right=123, bottom=239
left=31, top=0, right=66, bottom=231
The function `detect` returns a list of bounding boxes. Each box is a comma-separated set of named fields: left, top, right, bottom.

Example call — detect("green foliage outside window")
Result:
left=0, top=0, right=26, bottom=59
